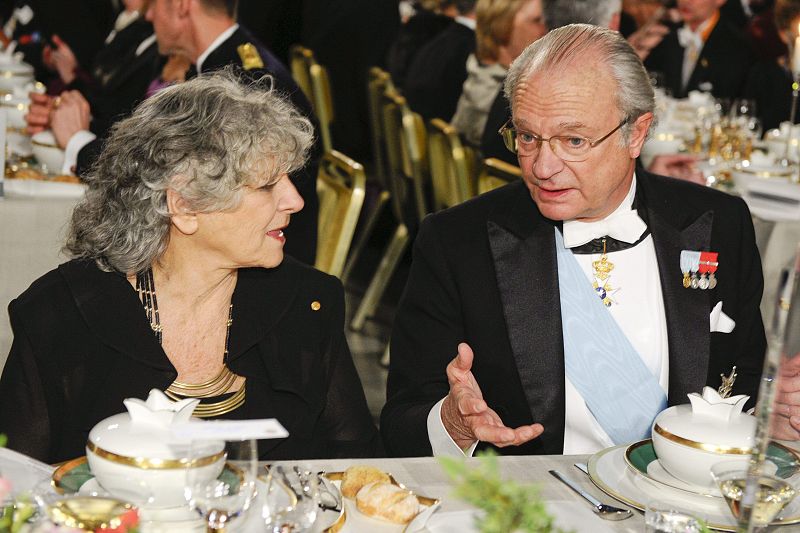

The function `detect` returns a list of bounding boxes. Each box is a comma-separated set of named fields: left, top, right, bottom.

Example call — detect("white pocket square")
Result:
left=710, top=301, right=735, bottom=333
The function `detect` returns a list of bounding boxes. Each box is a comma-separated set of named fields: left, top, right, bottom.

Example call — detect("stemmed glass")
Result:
left=184, top=438, right=258, bottom=533
left=258, top=465, right=320, bottom=532
left=711, top=458, right=800, bottom=531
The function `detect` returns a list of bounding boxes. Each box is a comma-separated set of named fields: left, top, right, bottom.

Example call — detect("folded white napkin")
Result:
left=710, top=301, right=736, bottom=333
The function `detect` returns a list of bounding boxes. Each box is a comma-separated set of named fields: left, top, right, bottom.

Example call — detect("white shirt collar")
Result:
left=561, top=174, right=644, bottom=248
left=135, top=34, right=157, bottom=57
left=196, top=23, right=239, bottom=74
left=455, top=16, right=476, bottom=30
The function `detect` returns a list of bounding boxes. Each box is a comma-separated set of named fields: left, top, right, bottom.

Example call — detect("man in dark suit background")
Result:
left=34, top=0, right=321, bottom=265
left=403, top=0, right=476, bottom=122
left=381, top=24, right=768, bottom=457
left=645, top=0, right=754, bottom=98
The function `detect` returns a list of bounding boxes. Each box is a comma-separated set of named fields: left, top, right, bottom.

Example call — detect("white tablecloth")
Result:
left=269, top=455, right=641, bottom=532
left=0, top=450, right=640, bottom=532
left=0, top=194, right=80, bottom=370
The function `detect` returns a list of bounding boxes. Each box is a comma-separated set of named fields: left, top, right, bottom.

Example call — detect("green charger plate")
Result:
left=624, top=439, right=800, bottom=497
left=51, top=456, right=241, bottom=495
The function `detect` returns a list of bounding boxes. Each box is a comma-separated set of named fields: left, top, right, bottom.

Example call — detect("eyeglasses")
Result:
left=498, top=117, right=629, bottom=162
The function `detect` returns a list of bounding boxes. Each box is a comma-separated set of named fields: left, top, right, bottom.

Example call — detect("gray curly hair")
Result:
left=504, top=23, right=655, bottom=144
left=65, top=68, right=314, bottom=274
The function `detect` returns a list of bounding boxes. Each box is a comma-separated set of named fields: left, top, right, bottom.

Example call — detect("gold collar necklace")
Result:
left=135, top=268, right=246, bottom=417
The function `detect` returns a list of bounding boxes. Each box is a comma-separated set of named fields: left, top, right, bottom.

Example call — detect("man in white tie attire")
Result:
left=381, top=24, right=770, bottom=457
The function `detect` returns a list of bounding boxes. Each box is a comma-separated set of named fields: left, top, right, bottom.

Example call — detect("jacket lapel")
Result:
left=59, top=260, right=171, bottom=371
left=488, top=183, right=566, bottom=452
left=638, top=173, right=712, bottom=404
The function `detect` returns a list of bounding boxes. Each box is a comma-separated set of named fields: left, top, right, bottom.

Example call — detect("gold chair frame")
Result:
left=427, top=118, right=477, bottom=209
left=289, top=45, right=335, bottom=153
left=315, top=150, right=367, bottom=278
left=478, top=157, right=522, bottom=194
left=340, top=67, right=393, bottom=285
left=350, top=85, right=428, bottom=332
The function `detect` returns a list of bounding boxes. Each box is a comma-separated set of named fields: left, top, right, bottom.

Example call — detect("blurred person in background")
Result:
left=743, top=0, right=800, bottom=131
left=404, top=0, right=477, bottom=122
left=26, top=0, right=321, bottom=266
left=8, top=0, right=116, bottom=85
left=451, top=0, right=546, bottom=146
left=644, top=0, right=754, bottom=98
left=33, top=0, right=162, bottom=142
left=387, top=0, right=456, bottom=88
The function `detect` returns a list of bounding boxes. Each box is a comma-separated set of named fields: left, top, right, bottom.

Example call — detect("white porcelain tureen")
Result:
left=651, top=386, right=755, bottom=487
left=86, top=389, right=225, bottom=506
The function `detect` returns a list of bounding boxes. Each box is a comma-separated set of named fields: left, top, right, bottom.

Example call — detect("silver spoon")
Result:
left=549, top=470, right=633, bottom=521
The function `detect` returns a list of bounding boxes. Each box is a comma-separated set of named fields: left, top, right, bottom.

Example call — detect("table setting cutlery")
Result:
left=548, top=469, right=633, bottom=521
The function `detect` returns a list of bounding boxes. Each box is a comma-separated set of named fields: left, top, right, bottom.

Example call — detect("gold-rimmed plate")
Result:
left=322, top=471, right=440, bottom=532
left=623, top=439, right=800, bottom=499
left=588, top=444, right=800, bottom=531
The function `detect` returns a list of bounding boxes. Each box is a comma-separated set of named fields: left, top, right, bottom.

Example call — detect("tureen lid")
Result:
left=653, top=387, right=755, bottom=449
left=87, top=389, right=202, bottom=460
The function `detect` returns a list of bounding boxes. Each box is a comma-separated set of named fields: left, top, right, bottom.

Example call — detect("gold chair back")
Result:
left=478, top=157, right=522, bottom=194
left=367, top=67, right=393, bottom=191
left=427, top=118, right=477, bottom=209
left=289, top=45, right=313, bottom=102
left=315, top=150, right=366, bottom=278
left=289, top=45, right=334, bottom=153
left=381, top=87, right=428, bottom=225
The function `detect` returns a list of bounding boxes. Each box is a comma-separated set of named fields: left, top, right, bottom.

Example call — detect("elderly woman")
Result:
left=451, top=0, right=547, bottom=145
left=0, top=70, right=381, bottom=463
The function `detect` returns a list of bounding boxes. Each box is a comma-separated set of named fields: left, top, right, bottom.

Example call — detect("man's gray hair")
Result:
left=543, top=0, right=621, bottom=30
left=504, top=23, right=654, bottom=143
left=65, top=68, right=314, bottom=274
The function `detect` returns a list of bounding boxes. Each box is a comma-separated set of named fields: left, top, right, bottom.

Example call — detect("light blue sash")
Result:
left=555, top=229, right=667, bottom=445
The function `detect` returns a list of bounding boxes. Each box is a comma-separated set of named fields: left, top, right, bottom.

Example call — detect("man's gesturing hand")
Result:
left=440, top=342, right=544, bottom=450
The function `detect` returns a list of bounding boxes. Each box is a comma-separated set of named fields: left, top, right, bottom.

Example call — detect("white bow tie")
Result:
left=677, top=26, right=703, bottom=51
left=562, top=210, right=648, bottom=249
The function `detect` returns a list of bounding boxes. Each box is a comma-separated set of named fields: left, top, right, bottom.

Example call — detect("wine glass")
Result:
left=711, top=458, right=800, bottom=530
left=184, top=438, right=258, bottom=533
left=644, top=499, right=706, bottom=533
left=258, top=465, right=320, bottom=532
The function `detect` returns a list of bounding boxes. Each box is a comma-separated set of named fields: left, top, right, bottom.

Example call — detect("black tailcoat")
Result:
left=381, top=171, right=766, bottom=456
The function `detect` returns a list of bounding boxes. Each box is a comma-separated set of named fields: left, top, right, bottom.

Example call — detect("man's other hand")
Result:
left=25, top=92, right=55, bottom=134
left=51, top=90, right=91, bottom=149
left=441, top=342, right=544, bottom=450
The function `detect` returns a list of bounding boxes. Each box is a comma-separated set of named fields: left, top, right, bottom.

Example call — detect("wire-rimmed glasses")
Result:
left=498, top=117, right=629, bottom=161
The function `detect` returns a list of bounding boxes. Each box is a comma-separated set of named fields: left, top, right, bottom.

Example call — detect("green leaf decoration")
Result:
left=0, top=434, right=6, bottom=448
left=439, top=450, right=573, bottom=533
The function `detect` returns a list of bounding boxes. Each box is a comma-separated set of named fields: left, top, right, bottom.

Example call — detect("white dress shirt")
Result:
left=428, top=175, right=670, bottom=456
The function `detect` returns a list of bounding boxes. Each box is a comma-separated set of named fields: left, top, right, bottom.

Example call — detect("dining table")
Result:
left=7, top=444, right=800, bottom=532
left=269, top=454, right=646, bottom=532
left=1, top=446, right=646, bottom=532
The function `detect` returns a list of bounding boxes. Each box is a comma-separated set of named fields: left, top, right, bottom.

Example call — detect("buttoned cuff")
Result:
left=62, top=130, right=96, bottom=175
left=427, top=397, right=479, bottom=457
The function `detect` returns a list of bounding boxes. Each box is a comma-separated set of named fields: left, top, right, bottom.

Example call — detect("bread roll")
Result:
left=355, top=482, right=420, bottom=524
left=340, top=466, right=391, bottom=498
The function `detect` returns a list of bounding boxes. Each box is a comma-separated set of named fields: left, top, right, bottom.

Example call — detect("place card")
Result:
left=170, top=419, right=289, bottom=441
